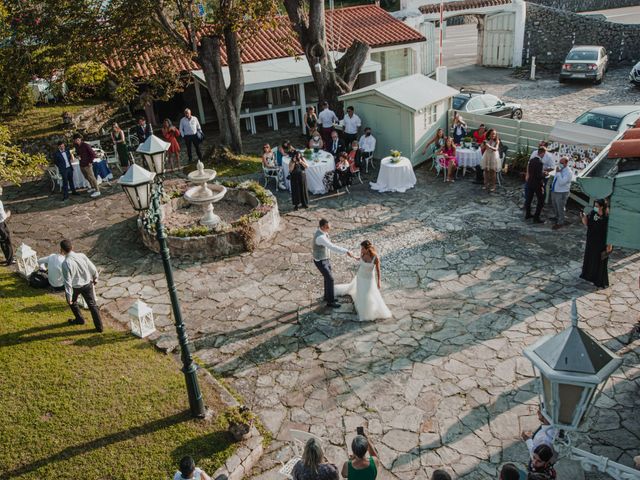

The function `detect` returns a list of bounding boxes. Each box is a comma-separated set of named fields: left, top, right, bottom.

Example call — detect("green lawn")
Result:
left=0, top=268, right=235, bottom=479
left=187, top=149, right=263, bottom=178
left=1, top=100, right=103, bottom=142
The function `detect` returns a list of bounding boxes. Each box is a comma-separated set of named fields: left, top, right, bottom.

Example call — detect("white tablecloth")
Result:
left=71, top=159, right=112, bottom=189
left=282, top=150, right=335, bottom=195
left=370, top=156, right=416, bottom=193
left=456, top=148, right=482, bottom=168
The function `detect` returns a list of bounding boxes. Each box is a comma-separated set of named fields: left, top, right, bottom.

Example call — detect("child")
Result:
left=174, top=456, right=212, bottom=480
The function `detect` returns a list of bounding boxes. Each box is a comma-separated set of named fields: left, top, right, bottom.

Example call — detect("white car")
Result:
left=630, top=61, right=640, bottom=86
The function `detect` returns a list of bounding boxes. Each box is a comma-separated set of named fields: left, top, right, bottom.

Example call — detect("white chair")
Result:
left=46, top=167, right=62, bottom=192
left=104, top=149, right=122, bottom=174
left=278, top=430, right=323, bottom=479
left=362, top=151, right=375, bottom=173
left=263, top=164, right=280, bottom=190
left=433, top=155, right=447, bottom=181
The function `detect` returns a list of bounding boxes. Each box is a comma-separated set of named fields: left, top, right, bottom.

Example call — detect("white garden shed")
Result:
left=338, top=74, right=458, bottom=165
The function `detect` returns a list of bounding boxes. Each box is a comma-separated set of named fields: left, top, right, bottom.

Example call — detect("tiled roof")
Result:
left=110, top=5, right=425, bottom=78
left=419, top=0, right=512, bottom=14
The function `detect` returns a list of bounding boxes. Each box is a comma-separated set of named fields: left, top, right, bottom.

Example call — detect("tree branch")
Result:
left=153, top=4, right=192, bottom=52
left=335, top=39, right=370, bottom=89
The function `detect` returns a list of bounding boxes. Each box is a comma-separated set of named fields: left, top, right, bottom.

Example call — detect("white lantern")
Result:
left=118, top=164, right=156, bottom=211
left=16, top=243, right=38, bottom=277
left=127, top=299, right=156, bottom=338
left=136, top=135, right=170, bottom=175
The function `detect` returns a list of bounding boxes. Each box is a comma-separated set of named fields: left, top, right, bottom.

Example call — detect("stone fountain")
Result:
left=184, top=160, right=227, bottom=226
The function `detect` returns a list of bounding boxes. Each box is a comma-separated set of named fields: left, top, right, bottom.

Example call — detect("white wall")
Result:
left=413, top=99, right=447, bottom=147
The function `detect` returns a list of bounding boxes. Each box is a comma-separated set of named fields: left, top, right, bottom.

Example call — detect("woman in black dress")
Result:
left=580, top=199, right=612, bottom=288
left=289, top=151, right=309, bottom=210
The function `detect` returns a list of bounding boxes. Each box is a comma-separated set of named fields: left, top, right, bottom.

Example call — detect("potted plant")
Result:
left=225, top=406, right=254, bottom=441
left=463, top=136, right=473, bottom=148
left=510, top=144, right=531, bottom=179
left=389, top=150, right=402, bottom=163
left=303, top=148, right=313, bottom=160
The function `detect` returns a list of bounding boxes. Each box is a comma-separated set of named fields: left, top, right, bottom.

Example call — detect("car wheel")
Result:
left=511, top=109, right=523, bottom=120
left=594, top=74, right=603, bottom=85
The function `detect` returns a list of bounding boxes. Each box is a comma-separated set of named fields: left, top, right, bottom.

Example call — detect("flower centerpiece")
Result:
left=463, top=136, right=473, bottom=148
left=390, top=150, right=402, bottom=163
left=303, top=148, right=313, bottom=160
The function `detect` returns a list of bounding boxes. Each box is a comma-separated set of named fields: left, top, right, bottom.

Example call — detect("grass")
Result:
left=187, top=148, right=263, bottom=178
left=0, top=267, right=236, bottom=479
left=1, top=100, right=103, bottom=142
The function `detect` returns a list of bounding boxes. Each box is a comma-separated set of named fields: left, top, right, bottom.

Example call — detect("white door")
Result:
left=419, top=21, right=437, bottom=76
left=482, top=12, right=515, bottom=67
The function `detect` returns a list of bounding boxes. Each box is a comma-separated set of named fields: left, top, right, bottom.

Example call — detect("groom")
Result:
left=313, top=218, right=353, bottom=308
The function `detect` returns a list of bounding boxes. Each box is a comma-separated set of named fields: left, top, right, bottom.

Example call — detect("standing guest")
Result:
left=110, top=123, right=130, bottom=170
left=451, top=112, right=467, bottom=145
left=308, top=129, right=324, bottom=150
left=473, top=124, right=487, bottom=144
left=524, top=148, right=546, bottom=223
left=481, top=129, right=500, bottom=193
left=72, top=134, right=100, bottom=198
left=318, top=101, right=338, bottom=149
left=430, top=470, right=452, bottom=480
left=347, top=140, right=363, bottom=171
left=333, top=152, right=352, bottom=191
left=61, top=239, right=103, bottom=332
left=521, top=408, right=557, bottom=456
left=304, top=106, right=318, bottom=138
left=292, top=437, right=339, bottom=480
left=135, top=117, right=153, bottom=144
left=439, top=136, right=458, bottom=183
left=421, top=128, right=446, bottom=158
left=162, top=119, right=182, bottom=171
left=37, top=251, right=66, bottom=290
left=526, top=144, right=555, bottom=204
left=289, top=151, right=309, bottom=210
left=53, top=141, right=78, bottom=201
left=0, top=187, right=14, bottom=265
left=341, top=433, right=378, bottom=479
left=179, top=108, right=204, bottom=163
left=550, top=157, right=573, bottom=230
left=580, top=199, right=612, bottom=288
left=327, top=130, right=345, bottom=159
left=173, top=455, right=212, bottom=480
left=342, top=106, right=361, bottom=150
left=528, top=444, right=556, bottom=479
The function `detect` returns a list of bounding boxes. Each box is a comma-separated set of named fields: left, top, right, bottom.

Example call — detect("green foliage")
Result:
left=65, top=62, right=109, bottom=98
left=0, top=125, right=48, bottom=184
left=0, top=267, right=235, bottom=478
left=239, top=180, right=274, bottom=206
left=510, top=143, right=531, bottom=173
left=167, top=225, right=212, bottom=237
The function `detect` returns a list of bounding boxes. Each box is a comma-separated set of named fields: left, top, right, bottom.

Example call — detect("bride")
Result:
left=335, top=240, right=392, bottom=321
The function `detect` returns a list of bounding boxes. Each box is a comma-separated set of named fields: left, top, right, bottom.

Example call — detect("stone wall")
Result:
left=522, top=3, right=640, bottom=68
left=528, top=0, right=640, bottom=12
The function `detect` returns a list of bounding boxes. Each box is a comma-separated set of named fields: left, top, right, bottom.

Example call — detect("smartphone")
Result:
left=356, top=426, right=364, bottom=436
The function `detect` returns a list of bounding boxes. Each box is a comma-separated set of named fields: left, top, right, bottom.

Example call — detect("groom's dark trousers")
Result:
left=314, top=259, right=334, bottom=303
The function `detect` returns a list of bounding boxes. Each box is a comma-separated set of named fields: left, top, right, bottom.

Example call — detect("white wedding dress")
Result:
left=335, top=258, right=392, bottom=321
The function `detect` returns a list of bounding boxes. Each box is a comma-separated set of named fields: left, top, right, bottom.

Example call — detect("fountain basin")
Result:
left=184, top=184, right=227, bottom=205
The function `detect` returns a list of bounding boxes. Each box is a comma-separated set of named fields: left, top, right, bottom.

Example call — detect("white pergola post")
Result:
left=512, top=0, right=526, bottom=67
left=298, top=82, right=307, bottom=134
left=194, top=79, right=206, bottom=125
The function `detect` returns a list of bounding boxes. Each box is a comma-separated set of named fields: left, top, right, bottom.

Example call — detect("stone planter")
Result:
left=229, top=422, right=253, bottom=441
left=139, top=187, right=280, bottom=259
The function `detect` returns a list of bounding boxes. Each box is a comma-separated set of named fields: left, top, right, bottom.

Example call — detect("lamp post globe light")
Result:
left=118, top=135, right=205, bottom=418
left=524, top=299, right=639, bottom=479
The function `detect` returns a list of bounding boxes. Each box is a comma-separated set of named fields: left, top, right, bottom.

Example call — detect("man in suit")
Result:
left=327, top=130, right=345, bottom=159
left=53, top=141, right=78, bottom=201
left=135, top=117, right=153, bottom=144
left=525, top=147, right=546, bottom=224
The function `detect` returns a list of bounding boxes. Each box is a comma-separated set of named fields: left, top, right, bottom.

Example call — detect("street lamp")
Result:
left=119, top=135, right=205, bottom=418
left=524, top=299, right=639, bottom=479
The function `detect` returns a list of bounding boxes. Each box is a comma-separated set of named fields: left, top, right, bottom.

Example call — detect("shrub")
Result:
left=65, top=62, right=109, bottom=98
left=167, top=225, right=211, bottom=238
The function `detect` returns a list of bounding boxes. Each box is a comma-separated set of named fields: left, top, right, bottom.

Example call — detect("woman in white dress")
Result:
left=335, top=240, right=392, bottom=321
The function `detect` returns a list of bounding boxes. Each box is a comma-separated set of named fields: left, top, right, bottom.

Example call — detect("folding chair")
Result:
left=278, top=430, right=323, bottom=479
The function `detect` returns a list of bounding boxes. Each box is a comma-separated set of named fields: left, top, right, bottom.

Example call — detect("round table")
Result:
left=282, top=150, right=335, bottom=195
left=370, top=156, right=416, bottom=193
left=71, top=158, right=112, bottom=189
left=456, top=147, right=482, bottom=172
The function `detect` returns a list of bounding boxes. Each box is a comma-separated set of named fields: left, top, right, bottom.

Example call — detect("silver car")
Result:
left=559, top=45, right=608, bottom=85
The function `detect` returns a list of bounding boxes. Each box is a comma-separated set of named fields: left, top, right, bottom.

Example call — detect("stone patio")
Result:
left=3, top=164, right=639, bottom=479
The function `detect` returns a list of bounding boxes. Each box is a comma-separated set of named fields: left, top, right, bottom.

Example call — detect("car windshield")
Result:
left=574, top=112, right=621, bottom=131
left=452, top=96, right=469, bottom=110
left=566, top=50, right=598, bottom=61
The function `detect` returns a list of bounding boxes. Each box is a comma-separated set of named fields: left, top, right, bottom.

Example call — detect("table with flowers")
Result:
left=281, top=150, right=335, bottom=195
left=370, top=156, right=416, bottom=193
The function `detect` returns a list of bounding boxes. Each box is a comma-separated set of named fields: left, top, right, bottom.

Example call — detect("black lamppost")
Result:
left=118, top=136, right=205, bottom=418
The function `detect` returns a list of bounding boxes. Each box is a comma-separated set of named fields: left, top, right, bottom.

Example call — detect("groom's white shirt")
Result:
left=314, top=231, right=348, bottom=261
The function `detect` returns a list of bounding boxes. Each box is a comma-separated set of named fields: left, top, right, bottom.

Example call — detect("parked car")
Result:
left=574, top=106, right=640, bottom=133
left=452, top=89, right=523, bottom=119
left=559, top=45, right=608, bottom=84
left=630, top=61, right=640, bottom=86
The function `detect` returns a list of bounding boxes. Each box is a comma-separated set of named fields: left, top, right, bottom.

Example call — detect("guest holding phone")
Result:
left=289, top=151, right=309, bottom=210
left=580, top=199, right=612, bottom=288
left=341, top=428, right=378, bottom=479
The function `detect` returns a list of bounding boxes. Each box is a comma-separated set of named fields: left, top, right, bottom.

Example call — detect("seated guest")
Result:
left=333, top=152, right=352, bottom=191
left=262, top=144, right=276, bottom=168
left=173, top=455, right=212, bottom=480
left=347, top=141, right=362, bottom=172
left=327, top=130, right=345, bottom=158
left=451, top=112, right=467, bottom=145
left=292, top=438, right=339, bottom=480
left=277, top=140, right=291, bottom=166
left=308, top=129, right=324, bottom=150
left=358, top=128, right=376, bottom=172
left=421, top=128, right=445, bottom=158
left=341, top=433, right=378, bottom=479
left=473, top=124, right=487, bottom=144
left=36, top=250, right=66, bottom=290
left=439, top=137, right=458, bottom=183
left=528, top=444, right=556, bottom=479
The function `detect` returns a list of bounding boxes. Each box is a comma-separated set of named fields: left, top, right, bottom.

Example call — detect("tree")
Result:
left=283, top=0, right=370, bottom=109
left=0, top=126, right=47, bottom=184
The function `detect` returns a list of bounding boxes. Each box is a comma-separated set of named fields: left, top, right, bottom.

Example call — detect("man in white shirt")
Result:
left=179, top=108, right=204, bottom=163
left=358, top=128, right=377, bottom=172
left=342, top=106, right=361, bottom=151
left=317, top=101, right=338, bottom=149
left=61, top=239, right=103, bottom=332
left=38, top=252, right=66, bottom=290
left=521, top=407, right=557, bottom=456
left=313, top=218, right=353, bottom=308
left=0, top=187, right=14, bottom=265
left=550, top=157, right=573, bottom=230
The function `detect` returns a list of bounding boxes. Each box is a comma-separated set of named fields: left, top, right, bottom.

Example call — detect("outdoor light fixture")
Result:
left=523, top=299, right=639, bottom=479
left=15, top=243, right=38, bottom=277
left=136, top=135, right=171, bottom=175
left=127, top=299, right=156, bottom=338
left=314, top=58, right=322, bottom=73
left=118, top=164, right=155, bottom=211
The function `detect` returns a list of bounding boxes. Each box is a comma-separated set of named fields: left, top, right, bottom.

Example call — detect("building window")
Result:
left=423, top=104, right=437, bottom=129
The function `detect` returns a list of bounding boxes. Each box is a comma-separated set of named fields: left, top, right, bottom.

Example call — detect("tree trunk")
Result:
left=283, top=0, right=370, bottom=108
